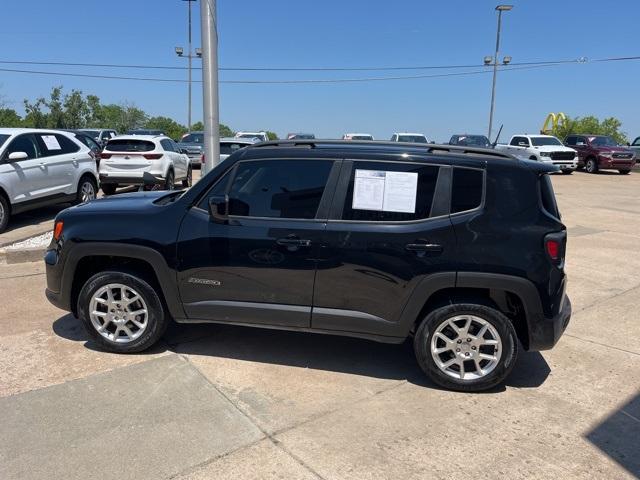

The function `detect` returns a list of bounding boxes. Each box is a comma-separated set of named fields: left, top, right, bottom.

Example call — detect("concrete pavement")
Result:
left=0, top=170, right=638, bottom=479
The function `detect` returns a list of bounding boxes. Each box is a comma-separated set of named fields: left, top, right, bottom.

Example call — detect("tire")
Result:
left=101, top=183, right=117, bottom=195
left=619, top=169, right=631, bottom=175
left=182, top=166, right=192, bottom=188
left=164, top=170, right=175, bottom=190
left=585, top=158, right=599, bottom=174
left=77, top=270, right=169, bottom=353
left=529, top=156, right=537, bottom=161
left=413, top=303, right=518, bottom=392
left=561, top=169, right=573, bottom=175
left=0, top=194, right=10, bottom=234
left=74, top=175, right=97, bottom=205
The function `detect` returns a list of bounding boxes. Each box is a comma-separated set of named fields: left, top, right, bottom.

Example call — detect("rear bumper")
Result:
left=99, top=172, right=165, bottom=185
left=528, top=294, right=571, bottom=351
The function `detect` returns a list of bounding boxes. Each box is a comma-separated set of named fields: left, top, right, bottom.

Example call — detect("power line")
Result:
left=0, top=55, right=637, bottom=72
left=0, top=56, right=636, bottom=85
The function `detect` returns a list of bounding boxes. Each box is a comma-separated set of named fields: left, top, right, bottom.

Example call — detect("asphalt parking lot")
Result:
left=0, top=170, right=638, bottom=480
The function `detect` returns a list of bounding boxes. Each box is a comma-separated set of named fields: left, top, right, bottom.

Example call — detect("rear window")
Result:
left=105, top=139, right=155, bottom=152
left=182, top=133, right=204, bottom=143
left=451, top=168, right=483, bottom=213
left=342, top=161, right=439, bottom=222
left=540, top=174, right=560, bottom=219
left=397, top=135, right=428, bottom=143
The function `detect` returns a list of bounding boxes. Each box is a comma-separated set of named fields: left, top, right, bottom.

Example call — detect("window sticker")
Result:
left=352, top=169, right=418, bottom=213
left=41, top=135, right=62, bottom=150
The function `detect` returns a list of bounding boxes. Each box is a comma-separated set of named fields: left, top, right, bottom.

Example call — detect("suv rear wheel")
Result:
left=182, top=166, right=192, bottom=188
left=414, top=304, right=518, bottom=392
left=164, top=170, right=175, bottom=190
left=101, top=183, right=117, bottom=195
left=74, top=175, right=97, bottom=205
left=77, top=271, right=169, bottom=353
left=619, top=169, right=631, bottom=175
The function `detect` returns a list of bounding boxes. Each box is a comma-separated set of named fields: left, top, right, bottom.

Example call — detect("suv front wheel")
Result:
left=77, top=271, right=169, bottom=353
left=414, top=304, right=518, bottom=392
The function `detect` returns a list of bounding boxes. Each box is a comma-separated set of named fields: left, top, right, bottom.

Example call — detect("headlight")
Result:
left=600, top=152, right=613, bottom=158
left=540, top=152, right=551, bottom=157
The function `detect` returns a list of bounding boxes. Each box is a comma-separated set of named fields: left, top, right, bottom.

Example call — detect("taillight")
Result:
left=200, top=154, right=205, bottom=164
left=143, top=153, right=163, bottom=160
left=100, top=153, right=112, bottom=159
left=546, top=239, right=560, bottom=261
left=53, top=221, right=64, bottom=241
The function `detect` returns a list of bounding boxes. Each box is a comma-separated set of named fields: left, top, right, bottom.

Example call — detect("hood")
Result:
left=593, top=145, right=632, bottom=153
left=533, top=145, right=575, bottom=152
left=63, top=191, right=176, bottom=214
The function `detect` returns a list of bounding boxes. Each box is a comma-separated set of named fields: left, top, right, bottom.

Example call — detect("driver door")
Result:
left=0, top=133, right=47, bottom=204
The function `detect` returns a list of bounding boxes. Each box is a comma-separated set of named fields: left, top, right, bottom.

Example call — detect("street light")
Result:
left=174, top=0, right=199, bottom=132
left=486, top=4, right=513, bottom=140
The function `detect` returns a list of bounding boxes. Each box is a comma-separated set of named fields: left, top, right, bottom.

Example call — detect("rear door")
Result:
left=311, top=159, right=456, bottom=337
left=34, top=133, right=82, bottom=196
left=176, top=157, right=340, bottom=327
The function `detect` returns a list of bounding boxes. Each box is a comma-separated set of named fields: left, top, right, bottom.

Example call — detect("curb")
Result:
left=0, top=226, right=53, bottom=248
left=0, top=247, right=46, bottom=265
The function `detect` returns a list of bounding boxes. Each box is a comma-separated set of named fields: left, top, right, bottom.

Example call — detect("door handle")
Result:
left=405, top=243, right=443, bottom=252
left=276, top=237, right=312, bottom=247
left=39, top=163, right=46, bottom=169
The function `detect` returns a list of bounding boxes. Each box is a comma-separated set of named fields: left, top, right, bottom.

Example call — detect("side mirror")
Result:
left=8, top=151, right=28, bottom=161
left=208, top=194, right=229, bottom=224
left=181, top=148, right=188, bottom=155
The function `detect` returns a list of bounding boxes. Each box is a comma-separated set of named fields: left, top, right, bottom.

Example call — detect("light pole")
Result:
left=486, top=4, right=512, bottom=141
left=175, top=0, right=200, bottom=133
left=200, top=0, right=220, bottom=174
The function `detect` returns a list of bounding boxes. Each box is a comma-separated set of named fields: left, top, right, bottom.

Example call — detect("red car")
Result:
left=564, top=134, right=635, bottom=174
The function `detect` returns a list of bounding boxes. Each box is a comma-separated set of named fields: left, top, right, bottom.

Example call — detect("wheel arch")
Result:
left=62, top=242, right=185, bottom=319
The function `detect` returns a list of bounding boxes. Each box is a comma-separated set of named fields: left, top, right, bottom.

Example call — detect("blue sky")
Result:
left=1, top=0, right=639, bottom=142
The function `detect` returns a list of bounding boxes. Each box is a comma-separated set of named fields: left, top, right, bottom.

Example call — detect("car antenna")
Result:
left=492, top=124, right=504, bottom=147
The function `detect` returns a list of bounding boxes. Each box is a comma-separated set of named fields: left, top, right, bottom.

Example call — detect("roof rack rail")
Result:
left=247, top=139, right=514, bottom=159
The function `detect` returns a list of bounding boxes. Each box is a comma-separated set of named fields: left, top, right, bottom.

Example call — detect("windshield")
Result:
left=589, top=136, right=618, bottom=146
left=105, top=139, right=155, bottom=152
left=351, top=135, right=373, bottom=140
left=531, top=137, right=563, bottom=146
left=0, top=134, right=9, bottom=149
left=455, top=135, right=490, bottom=147
left=220, top=142, right=249, bottom=155
left=398, top=135, right=428, bottom=143
left=181, top=133, right=204, bottom=144
left=81, top=130, right=100, bottom=139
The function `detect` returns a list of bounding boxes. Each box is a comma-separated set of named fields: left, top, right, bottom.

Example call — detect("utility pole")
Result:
left=175, top=0, right=200, bottom=133
left=200, top=0, right=219, bottom=174
left=487, top=5, right=513, bottom=141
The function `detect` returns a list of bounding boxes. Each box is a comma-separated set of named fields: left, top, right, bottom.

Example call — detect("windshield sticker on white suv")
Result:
left=41, top=135, right=61, bottom=150
left=353, top=169, right=418, bottom=213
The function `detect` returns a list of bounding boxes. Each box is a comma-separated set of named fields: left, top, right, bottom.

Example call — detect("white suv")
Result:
left=235, top=131, right=269, bottom=142
left=99, top=135, right=191, bottom=195
left=0, top=128, right=98, bottom=233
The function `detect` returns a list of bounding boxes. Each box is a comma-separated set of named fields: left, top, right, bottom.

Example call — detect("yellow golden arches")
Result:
left=541, top=112, right=568, bottom=134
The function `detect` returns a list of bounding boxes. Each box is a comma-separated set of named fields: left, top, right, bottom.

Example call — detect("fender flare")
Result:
left=61, top=242, right=185, bottom=319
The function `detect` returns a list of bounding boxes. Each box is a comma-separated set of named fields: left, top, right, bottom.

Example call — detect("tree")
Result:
left=145, top=116, right=187, bottom=140
left=63, top=89, right=90, bottom=128
left=44, top=86, right=65, bottom=128
left=0, top=108, right=22, bottom=127
left=190, top=121, right=204, bottom=132
left=23, top=97, right=48, bottom=128
left=265, top=131, right=278, bottom=140
left=219, top=123, right=233, bottom=137
left=115, top=102, right=148, bottom=133
left=552, top=115, right=628, bottom=145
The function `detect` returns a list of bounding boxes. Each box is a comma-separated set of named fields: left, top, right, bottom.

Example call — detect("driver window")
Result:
left=4, top=134, right=39, bottom=161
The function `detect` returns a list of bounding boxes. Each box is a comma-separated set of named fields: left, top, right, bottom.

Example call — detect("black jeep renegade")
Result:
left=45, top=140, right=571, bottom=392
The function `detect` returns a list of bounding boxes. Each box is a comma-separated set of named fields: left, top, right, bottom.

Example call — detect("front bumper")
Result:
left=528, top=294, right=571, bottom=351
left=597, top=156, right=635, bottom=169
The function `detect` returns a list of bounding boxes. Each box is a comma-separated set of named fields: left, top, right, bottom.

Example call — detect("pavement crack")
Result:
left=176, top=353, right=327, bottom=480
left=563, top=333, right=640, bottom=357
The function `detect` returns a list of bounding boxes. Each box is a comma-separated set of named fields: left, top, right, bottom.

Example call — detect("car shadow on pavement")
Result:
left=52, top=315, right=551, bottom=392
left=585, top=392, right=640, bottom=478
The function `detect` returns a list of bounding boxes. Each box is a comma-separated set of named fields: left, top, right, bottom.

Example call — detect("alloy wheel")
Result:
left=89, top=283, right=149, bottom=343
left=80, top=181, right=96, bottom=203
left=430, top=315, right=502, bottom=381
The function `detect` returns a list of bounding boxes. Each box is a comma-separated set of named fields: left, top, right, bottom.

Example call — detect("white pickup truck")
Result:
left=495, top=134, right=578, bottom=174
